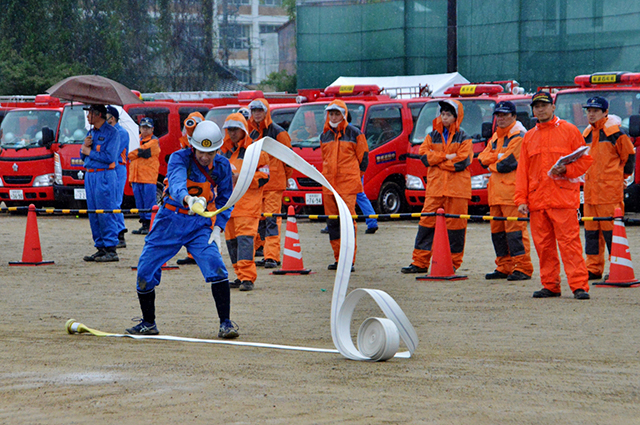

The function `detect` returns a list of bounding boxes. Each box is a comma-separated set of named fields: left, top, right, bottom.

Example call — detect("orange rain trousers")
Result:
left=324, top=192, right=358, bottom=263
left=226, top=216, right=260, bottom=283
left=489, top=204, right=534, bottom=276
left=255, top=190, right=283, bottom=261
left=529, top=208, right=589, bottom=293
left=584, top=202, right=622, bottom=276
left=412, top=196, right=467, bottom=271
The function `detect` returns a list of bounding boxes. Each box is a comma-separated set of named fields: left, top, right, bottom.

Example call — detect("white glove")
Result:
left=185, top=195, right=207, bottom=215
left=208, top=226, right=222, bottom=253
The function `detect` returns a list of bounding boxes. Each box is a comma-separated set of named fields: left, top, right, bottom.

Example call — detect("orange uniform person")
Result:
left=515, top=91, right=594, bottom=300
left=221, top=113, right=270, bottom=292
left=248, top=98, right=293, bottom=269
left=401, top=100, right=473, bottom=274
left=581, top=96, right=635, bottom=279
left=478, top=101, right=534, bottom=281
left=129, top=117, right=160, bottom=235
left=319, top=100, right=369, bottom=270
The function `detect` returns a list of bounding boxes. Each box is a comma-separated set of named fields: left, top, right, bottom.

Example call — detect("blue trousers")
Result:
left=132, top=182, right=156, bottom=221
left=356, top=192, right=378, bottom=229
left=115, top=164, right=127, bottom=233
left=85, top=169, right=119, bottom=248
left=136, top=207, right=228, bottom=293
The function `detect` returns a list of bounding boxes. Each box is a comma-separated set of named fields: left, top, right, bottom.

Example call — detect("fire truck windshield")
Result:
left=0, top=110, right=60, bottom=148
left=58, top=105, right=89, bottom=144
left=289, top=102, right=364, bottom=147
left=411, top=99, right=495, bottom=145
left=205, top=106, right=239, bottom=128
left=554, top=90, right=639, bottom=132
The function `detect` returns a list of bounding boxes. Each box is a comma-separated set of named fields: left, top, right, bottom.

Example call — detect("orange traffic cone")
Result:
left=272, top=206, right=312, bottom=275
left=9, top=204, right=54, bottom=266
left=416, top=208, right=467, bottom=281
left=596, top=208, right=639, bottom=288
left=131, top=205, right=179, bottom=270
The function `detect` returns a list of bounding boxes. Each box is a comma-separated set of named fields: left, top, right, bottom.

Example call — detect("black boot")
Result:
left=95, top=246, right=119, bottom=262
left=117, top=229, right=127, bottom=248
left=132, top=219, right=150, bottom=235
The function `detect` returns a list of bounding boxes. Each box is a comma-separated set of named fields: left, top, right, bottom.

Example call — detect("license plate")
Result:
left=580, top=190, right=584, bottom=204
left=74, top=188, right=86, bottom=200
left=9, top=190, right=23, bottom=200
left=305, top=193, right=322, bottom=205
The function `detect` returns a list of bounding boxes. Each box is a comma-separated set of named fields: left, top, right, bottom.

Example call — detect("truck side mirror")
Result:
left=481, top=122, right=493, bottom=139
left=629, top=115, right=640, bottom=138
left=41, top=126, right=55, bottom=149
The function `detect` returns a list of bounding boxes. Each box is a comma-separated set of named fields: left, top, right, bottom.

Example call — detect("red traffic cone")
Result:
left=9, top=204, right=54, bottom=266
left=417, top=208, right=467, bottom=281
left=272, top=206, right=312, bottom=275
left=596, top=208, right=639, bottom=288
left=131, top=205, right=179, bottom=270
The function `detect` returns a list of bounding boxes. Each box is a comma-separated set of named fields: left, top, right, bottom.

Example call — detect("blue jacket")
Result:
left=164, top=148, right=233, bottom=231
left=81, top=123, right=120, bottom=169
left=114, top=123, right=130, bottom=166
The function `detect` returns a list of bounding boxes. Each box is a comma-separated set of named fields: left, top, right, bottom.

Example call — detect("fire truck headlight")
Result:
left=33, top=173, right=55, bottom=187
left=405, top=174, right=424, bottom=190
left=287, top=178, right=298, bottom=190
left=471, top=173, right=491, bottom=190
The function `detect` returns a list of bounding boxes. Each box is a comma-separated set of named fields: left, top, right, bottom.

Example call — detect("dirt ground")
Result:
left=1, top=211, right=640, bottom=425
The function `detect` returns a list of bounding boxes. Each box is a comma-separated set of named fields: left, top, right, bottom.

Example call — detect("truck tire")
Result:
left=377, top=181, right=405, bottom=214
left=156, top=182, right=164, bottom=206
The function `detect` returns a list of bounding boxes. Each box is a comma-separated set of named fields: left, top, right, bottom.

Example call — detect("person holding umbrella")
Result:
left=81, top=104, right=121, bottom=262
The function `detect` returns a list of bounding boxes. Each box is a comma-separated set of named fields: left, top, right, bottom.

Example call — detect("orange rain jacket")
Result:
left=515, top=116, right=593, bottom=211
left=419, top=99, right=473, bottom=199
left=221, top=113, right=270, bottom=218
left=478, top=120, right=527, bottom=206
left=583, top=115, right=635, bottom=205
left=128, top=134, right=160, bottom=184
left=319, top=100, right=369, bottom=195
left=248, top=98, right=292, bottom=191
left=179, top=111, right=205, bottom=149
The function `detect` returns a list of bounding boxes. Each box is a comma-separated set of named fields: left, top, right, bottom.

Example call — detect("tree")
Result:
left=257, top=70, right=296, bottom=93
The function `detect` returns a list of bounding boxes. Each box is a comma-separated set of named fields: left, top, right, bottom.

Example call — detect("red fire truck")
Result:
left=283, top=84, right=428, bottom=214
left=53, top=90, right=298, bottom=208
left=551, top=71, right=640, bottom=211
left=405, top=82, right=534, bottom=213
left=0, top=95, right=64, bottom=206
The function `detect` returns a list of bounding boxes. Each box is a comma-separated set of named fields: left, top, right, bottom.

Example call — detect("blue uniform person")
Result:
left=80, top=104, right=121, bottom=262
left=106, top=106, right=130, bottom=248
left=126, top=120, right=239, bottom=339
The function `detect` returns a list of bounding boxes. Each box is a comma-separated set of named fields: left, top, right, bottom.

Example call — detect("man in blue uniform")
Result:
left=106, top=106, right=130, bottom=248
left=126, top=120, right=239, bottom=339
left=81, top=104, right=121, bottom=262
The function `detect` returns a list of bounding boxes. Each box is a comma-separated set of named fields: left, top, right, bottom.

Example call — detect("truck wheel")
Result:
left=377, top=181, right=405, bottom=214
left=156, top=182, right=164, bottom=206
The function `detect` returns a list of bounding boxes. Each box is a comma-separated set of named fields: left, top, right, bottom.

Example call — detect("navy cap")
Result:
left=106, top=106, right=119, bottom=121
left=531, top=91, right=553, bottom=105
left=582, top=96, right=609, bottom=111
left=140, top=117, right=154, bottom=127
left=82, top=104, right=107, bottom=116
left=494, top=101, right=517, bottom=115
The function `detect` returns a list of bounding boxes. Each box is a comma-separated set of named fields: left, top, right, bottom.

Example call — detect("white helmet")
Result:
left=190, top=121, right=223, bottom=152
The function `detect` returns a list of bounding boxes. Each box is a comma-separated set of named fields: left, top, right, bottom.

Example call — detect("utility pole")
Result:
left=447, top=0, right=457, bottom=73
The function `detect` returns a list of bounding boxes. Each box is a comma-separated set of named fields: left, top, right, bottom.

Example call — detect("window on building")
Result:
left=230, top=67, right=251, bottom=82
left=224, top=24, right=251, bottom=49
left=260, top=24, right=280, bottom=34
left=229, top=0, right=250, bottom=5
left=260, top=0, right=282, bottom=6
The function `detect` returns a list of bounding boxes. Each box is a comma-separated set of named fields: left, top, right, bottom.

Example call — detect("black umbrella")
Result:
left=46, top=75, right=143, bottom=106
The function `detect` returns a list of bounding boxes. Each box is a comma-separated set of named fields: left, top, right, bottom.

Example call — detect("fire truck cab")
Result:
left=284, top=84, right=427, bottom=214
left=0, top=95, right=63, bottom=206
left=405, top=82, right=533, bottom=212
left=552, top=72, right=640, bottom=211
